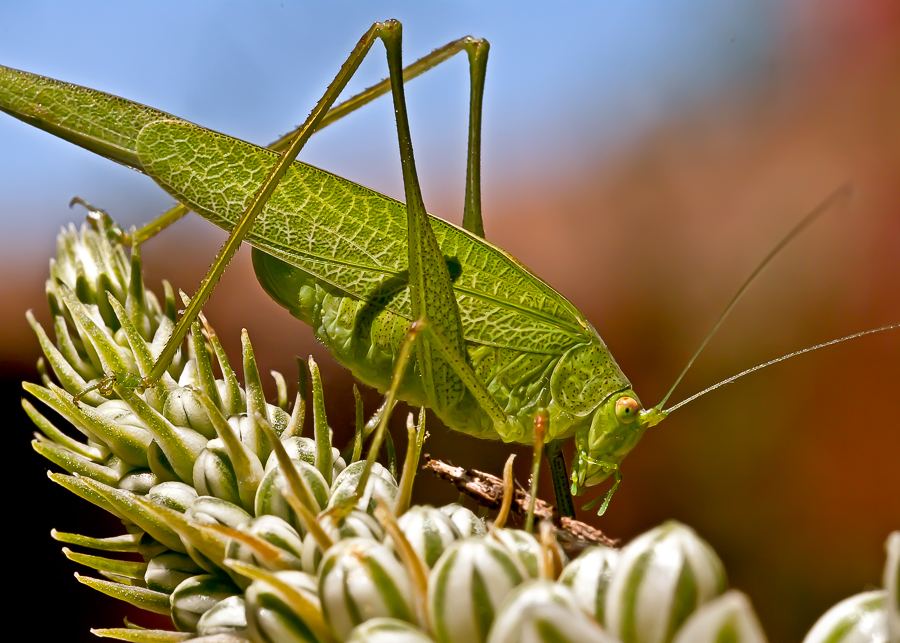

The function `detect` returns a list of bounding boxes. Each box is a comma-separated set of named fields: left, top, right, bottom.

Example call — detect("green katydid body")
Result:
left=0, top=63, right=666, bottom=496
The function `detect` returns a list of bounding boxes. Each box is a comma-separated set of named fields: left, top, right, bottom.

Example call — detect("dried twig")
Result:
left=422, top=454, right=618, bottom=552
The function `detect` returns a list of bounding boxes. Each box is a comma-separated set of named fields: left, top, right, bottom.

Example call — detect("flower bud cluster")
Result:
left=25, top=221, right=900, bottom=643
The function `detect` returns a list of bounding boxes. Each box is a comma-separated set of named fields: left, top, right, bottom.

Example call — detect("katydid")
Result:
left=0, top=21, right=896, bottom=519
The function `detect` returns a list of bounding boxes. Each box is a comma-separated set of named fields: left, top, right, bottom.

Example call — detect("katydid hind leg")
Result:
left=143, top=22, right=409, bottom=386
left=382, top=24, right=560, bottom=467
left=380, top=21, right=469, bottom=417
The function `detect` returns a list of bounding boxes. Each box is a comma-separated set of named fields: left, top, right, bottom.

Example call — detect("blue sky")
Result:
left=0, top=2, right=774, bottom=256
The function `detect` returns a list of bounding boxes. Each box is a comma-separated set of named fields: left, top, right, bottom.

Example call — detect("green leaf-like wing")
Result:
left=135, top=120, right=593, bottom=355
left=0, top=64, right=594, bottom=357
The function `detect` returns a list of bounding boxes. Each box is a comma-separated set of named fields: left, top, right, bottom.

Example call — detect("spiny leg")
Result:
left=128, top=36, right=488, bottom=246
left=380, top=23, right=532, bottom=458
left=380, top=21, right=469, bottom=418
left=144, top=22, right=421, bottom=386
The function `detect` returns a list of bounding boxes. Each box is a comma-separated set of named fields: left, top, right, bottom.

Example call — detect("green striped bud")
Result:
left=318, top=538, right=416, bottom=640
left=440, top=503, right=486, bottom=538
left=264, top=436, right=347, bottom=480
left=558, top=545, right=619, bottom=625
left=389, top=505, right=461, bottom=569
left=490, top=528, right=542, bottom=578
left=164, top=386, right=216, bottom=439
left=301, top=509, right=384, bottom=574
left=148, top=481, right=198, bottom=513
left=228, top=409, right=292, bottom=460
left=346, top=618, right=436, bottom=643
left=244, top=570, right=320, bottom=643
left=885, top=532, right=899, bottom=642
left=225, top=515, right=304, bottom=571
left=193, top=439, right=243, bottom=507
left=802, top=591, right=888, bottom=643
left=170, top=574, right=240, bottom=632
left=196, top=595, right=248, bottom=638
left=427, top=537, right=528, bottom=643
left=144, top=551, right=204, bottom=593
left=328, top=461, right=399, bottom=515
left=96, top=399, right=154, bottom=446
left=118, top=469, right=158, bottom=494
left=254, top=459, right=331, bottom=534
left=186, top=496, right=252, bottom=528
left=487, top=580, right=617, bottom=643
left=671, top=591, right=766, bottom=643
left=605, top=520, right=727, bottom=643
left=184, top=496, right=252, bottom=571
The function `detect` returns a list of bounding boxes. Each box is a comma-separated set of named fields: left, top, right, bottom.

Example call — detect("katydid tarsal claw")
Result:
left=1, top=20, right=897, bottom=519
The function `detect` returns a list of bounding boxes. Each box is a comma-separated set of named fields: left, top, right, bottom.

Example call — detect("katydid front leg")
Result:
left=128, top=35, right=490, bottom=246
left=141, top=23, right=407, bottom=390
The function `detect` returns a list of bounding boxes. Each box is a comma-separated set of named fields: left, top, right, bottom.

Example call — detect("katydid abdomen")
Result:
left=253, top=246, right=620, bottom=445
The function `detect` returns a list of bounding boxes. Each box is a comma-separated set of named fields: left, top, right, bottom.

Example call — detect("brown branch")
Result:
left=422, top=454, right=618, bottom=553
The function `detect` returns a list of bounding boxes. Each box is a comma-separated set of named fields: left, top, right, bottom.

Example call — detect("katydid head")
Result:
left=571, top=389, right=667, bottom=494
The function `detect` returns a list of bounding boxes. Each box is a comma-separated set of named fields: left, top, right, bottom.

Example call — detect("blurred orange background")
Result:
left=1, top=3, right=897, bottom=641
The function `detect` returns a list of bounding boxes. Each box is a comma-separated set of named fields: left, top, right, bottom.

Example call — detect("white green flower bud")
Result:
left=170, top=574, right=240, bottom=632
left=148, top=481, right=199, bottom=513
left=263, top=436, right=346, bottom=480
left=328, top=461, right=399, bottom=515
left=318, top=537, right=416, bottom=640
left=96, top=399, right=153, bottom=441
left=558, top=544, right=619, bottom=625
left=196, top=595, right=249, bottom=638
left=487, top=580, right=617, bottom=643
left=264, top=436, right=316, bottom=469
left=244, top=570, right=320, bottom=643
left=440, top=503, right=486, bottom=538
left=193, top=439, right=244, bottom=507
left=225, top=515, right=304, bottom=571
left=118, top=470, right=158, bottom=494
left=254, top=459, right=331, bottom=533
left=490, top=527, right=543, bottom=578
left=143, top=416, right=209, bottom=485
left=605, top=520, right=727, bottom=643
left=301, top=509, right=384, bottom=574
left=183, top=496, right=252, bottom=571
left=187, top=496, right=253, bottom=529
left=346, top=617, right=436, bottom=643
left=145, top=551, right=204, bottom=594
left=164, top=386, right=216, bottom=439
left=671, top=590, right=766, bottom=643
left=388, top=505, right=461, bottom=569
left=427, top=537, right=528, bottom=643
left=802, top=591, right=889, bottom=643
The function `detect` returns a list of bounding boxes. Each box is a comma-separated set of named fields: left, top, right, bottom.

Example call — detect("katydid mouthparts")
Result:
left=1, top=20, right=896, bottom=518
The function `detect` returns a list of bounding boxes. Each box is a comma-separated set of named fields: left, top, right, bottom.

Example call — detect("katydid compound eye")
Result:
left=615, top=396, right=641, bottom=424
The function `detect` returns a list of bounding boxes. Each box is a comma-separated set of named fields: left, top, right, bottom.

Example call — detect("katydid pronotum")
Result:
left=1, top=21, right=896, bottom=518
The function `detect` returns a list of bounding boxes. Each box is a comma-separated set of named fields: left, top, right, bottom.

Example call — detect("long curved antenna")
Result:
left=655, top=184, right=852, bottom=411
left=664, top=323, right=898, bottom=413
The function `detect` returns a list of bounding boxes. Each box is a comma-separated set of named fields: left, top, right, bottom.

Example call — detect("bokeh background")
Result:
left=1, top=2, right=897, bottom=641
